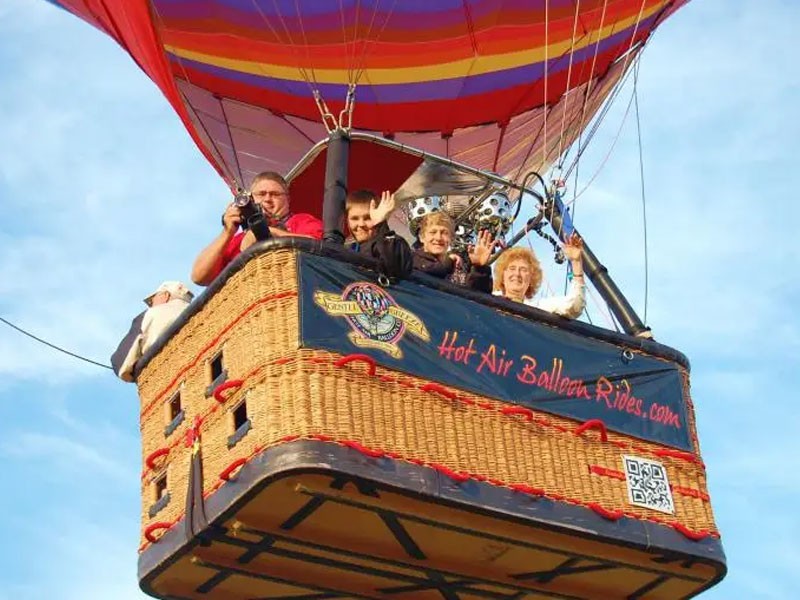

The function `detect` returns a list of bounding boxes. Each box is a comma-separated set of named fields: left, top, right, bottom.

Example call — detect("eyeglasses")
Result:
left=253, top=190, right=287, bottom=199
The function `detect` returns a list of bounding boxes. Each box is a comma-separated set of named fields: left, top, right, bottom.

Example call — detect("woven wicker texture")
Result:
left=137, top=249, right=717, bottom=550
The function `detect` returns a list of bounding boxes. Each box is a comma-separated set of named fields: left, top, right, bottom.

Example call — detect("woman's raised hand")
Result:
left=562, top=232, right=584, bottom=262
left=469, top=229, right=495, bottom=267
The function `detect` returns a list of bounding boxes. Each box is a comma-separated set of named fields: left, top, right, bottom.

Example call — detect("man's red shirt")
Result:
left=213, top=213, right=323, bottom=279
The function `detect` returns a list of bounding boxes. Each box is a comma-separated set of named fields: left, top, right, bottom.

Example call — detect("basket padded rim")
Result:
left=138, top=439, right=726, bottom=591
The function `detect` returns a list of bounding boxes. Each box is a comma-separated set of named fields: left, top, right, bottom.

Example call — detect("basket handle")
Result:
left=501, top=406, right=534, bottom=421
left=574, top=419, right=609, bottom=442
left=144, top=521, right=172, bottom=543
left=144, top=447, right=169, bottom=471
left=334, top=354, right=377, bottom=377
left=213, top=379, right=244, bottom=404
left=219, top=458, right=248, bottom=481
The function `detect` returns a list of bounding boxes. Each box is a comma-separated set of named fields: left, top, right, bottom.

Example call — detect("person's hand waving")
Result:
left=369, top=190, right=396, bottom=225
left=562, top=232, right=583, bottom=261
left=469, top=229, right=494, bottom=267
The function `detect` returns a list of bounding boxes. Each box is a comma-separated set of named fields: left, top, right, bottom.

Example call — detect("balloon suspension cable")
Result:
left=314, top=90, right=339, bottom=134
left=339, top=83, right=357, bottom=132
left=314, top=84, right=357, bottom=134
left=487, top=211, right=548, bottom=267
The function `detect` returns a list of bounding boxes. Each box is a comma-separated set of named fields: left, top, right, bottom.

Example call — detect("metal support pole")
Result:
left=322, top=130, right=350, bottom=244
left=548, top=197, right=651, bottom=338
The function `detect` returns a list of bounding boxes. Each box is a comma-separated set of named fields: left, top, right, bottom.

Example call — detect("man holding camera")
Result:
left=191, top=171, right=323, bottom=286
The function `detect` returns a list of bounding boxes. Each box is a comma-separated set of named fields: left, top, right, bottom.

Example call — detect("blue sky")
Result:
left=0, top=1, right=798, bottom=598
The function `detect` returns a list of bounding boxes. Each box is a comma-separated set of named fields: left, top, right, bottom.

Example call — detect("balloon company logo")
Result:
left=314, top=282, right=429, bottom=358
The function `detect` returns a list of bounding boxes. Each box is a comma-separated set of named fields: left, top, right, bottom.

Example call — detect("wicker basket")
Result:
left=136, top=247, right=722, bottom=599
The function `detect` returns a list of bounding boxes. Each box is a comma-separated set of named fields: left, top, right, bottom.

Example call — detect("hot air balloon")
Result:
left=51, top=1, right=724, bottom=598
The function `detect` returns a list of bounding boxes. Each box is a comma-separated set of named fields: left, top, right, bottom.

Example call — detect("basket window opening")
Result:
left=163, top=390, right=185, bottom=436
left=233, top=400, right=248, bottom=431
left=154, top=472, right=168, bottom=502
left=168, top=392, right=181, bottom=421
left=227, top=398, right=252, bottom=449
left=205, top=350, right=228, bottom=397
left=210, top=352, right=224, bottom=382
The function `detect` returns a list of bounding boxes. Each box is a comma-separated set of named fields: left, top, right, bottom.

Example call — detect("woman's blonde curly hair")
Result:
left=493, top=247, right=543, bottom=299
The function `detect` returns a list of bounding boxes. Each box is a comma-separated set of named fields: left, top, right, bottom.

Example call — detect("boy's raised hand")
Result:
left=369, top=190, right=396, bottom=225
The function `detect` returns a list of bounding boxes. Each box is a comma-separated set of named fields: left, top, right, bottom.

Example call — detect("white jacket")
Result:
left=117, top=298, right=190, bottom=381
left=494, top=278, right=585, bottom=319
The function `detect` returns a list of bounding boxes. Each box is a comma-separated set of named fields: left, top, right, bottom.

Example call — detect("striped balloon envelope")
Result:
left=49, top=0, right=689, bottom=196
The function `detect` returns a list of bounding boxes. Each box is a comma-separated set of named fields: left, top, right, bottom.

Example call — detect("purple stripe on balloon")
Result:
left=169, top=12, right=653, bottom=103
left=154, top=0, right=469, bottom=18
left=153, top=0, right=580, bottom=31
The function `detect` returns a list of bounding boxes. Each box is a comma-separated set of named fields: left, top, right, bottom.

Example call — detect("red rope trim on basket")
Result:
left=588, top=502, right=624, bottom=521
left=334, top=354, right=377, bottom=377
left=144, top=448, right=169, bottom=471
left=297, top=435, right=719, bottom=539
left=213, top=379, right=244, bottom=403
left=141, top=290, right=297, bottom=418
left=421, top=382, right=458, bottom=401
left=219, top=458, right=248, bottom=481
left=654, top=449, right=705, bottom=468
left=588, top=465, right=626, bottom=480
left=419, top=383, right=476, bottom=406
left=672, top=486, right=710, bottom=501
left=588, top=465, right=711, bottom=502
left=341, top=440, right=384, bottom=458
left=144, top=522, right=172, bottom=543
left=317, top=354, right=703, bottom=466
left=139, top=352, right=705, bottom=487
left=574, top=419, right=609, bottom=442
left=510, top=483, right=545, bottom=496
left=136, top=433, right=719, bottom=556
left=433, top=464, right=471, bottom=482
left=166, top=351, right=704, bottom=468
left=501, top=406, right=535, bottom=421
left=672, top=523, right=712, bottom=541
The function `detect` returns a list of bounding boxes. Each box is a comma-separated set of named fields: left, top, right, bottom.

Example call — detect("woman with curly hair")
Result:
left=493, top=233, right=586, bottom=319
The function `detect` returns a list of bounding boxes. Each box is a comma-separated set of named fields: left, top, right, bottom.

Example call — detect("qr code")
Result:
left=622, top=456, right=675, bottom=514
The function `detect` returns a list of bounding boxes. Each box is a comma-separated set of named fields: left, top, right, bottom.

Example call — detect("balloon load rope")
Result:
left=486, top=170, right=566, bottom=266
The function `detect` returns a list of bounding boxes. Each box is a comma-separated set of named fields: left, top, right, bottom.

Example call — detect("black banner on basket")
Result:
left=298, top=253, right=692, bottom=451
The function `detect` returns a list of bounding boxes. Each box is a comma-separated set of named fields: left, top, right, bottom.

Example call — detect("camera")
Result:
left=233, top=190, right=271, bottom=241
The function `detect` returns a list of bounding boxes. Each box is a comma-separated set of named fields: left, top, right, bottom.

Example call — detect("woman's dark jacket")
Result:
left=412, top=248, right=493, bottom=293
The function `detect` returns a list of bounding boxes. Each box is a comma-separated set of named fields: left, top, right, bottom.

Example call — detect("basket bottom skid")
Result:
left=139, top=440, right=725, bottom=600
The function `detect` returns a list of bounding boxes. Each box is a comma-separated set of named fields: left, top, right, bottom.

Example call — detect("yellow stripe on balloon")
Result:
left=164, top=2, right=665, bottom=85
